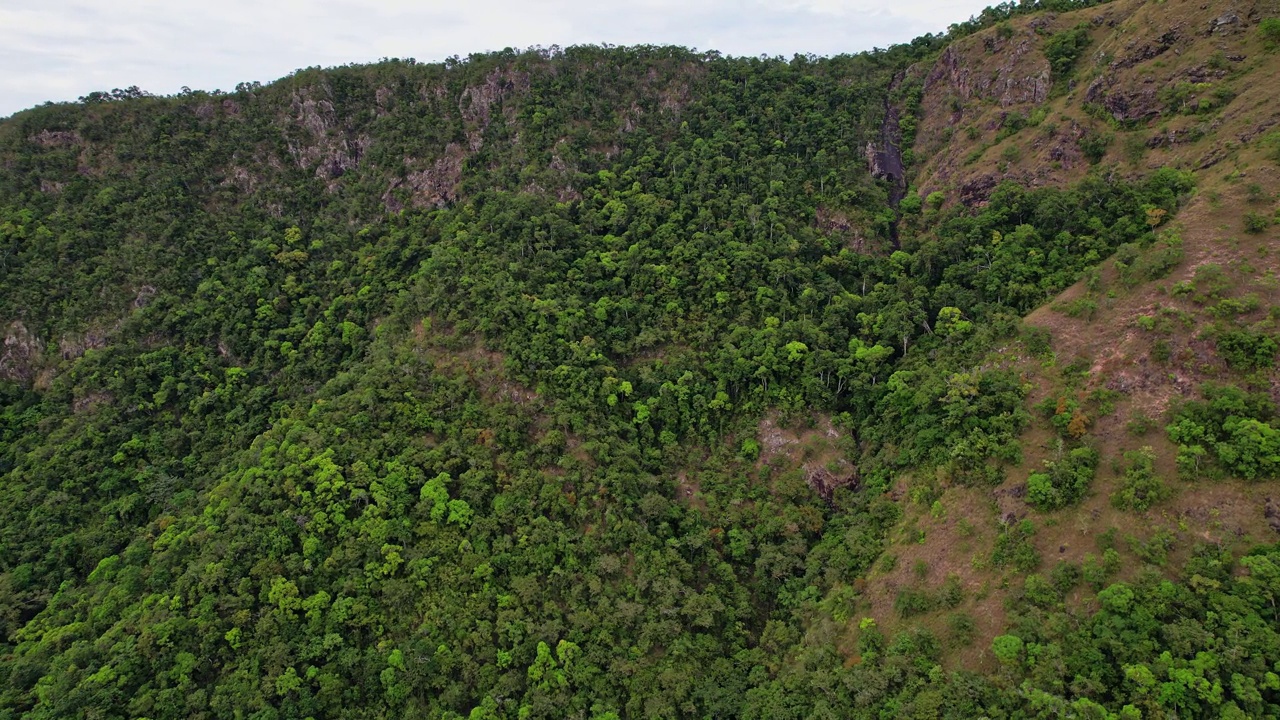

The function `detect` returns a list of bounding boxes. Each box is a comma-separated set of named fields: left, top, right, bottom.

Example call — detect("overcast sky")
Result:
left=0, top=0, right=985, bottom=118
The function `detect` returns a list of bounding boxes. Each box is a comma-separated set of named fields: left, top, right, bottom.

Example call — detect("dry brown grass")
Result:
left=912, top=0, right=1280, bottom=206
left=845, top=0, right=1280, bottom=667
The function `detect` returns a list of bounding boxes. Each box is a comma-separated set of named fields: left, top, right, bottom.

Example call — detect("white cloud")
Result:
left=0, top=0, right=986, bottom=117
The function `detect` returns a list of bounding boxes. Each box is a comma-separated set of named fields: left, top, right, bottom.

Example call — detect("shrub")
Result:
left=1261, top=17, right=1280, bottom=49
left=1151, top=338, right=1172, bottom=363
left=1138, top=233, right=1184, bottom=279
left=947, top=613, right=976, bottom=647
left=1021, top=325, right=1053, bottom=358
left=1126, top=412, right=1155, bottom=435
left=1023, top=573, right=1058, bottom=607
left=1056, top=297, right=1098, bottom=319
left=1044, top=24, right=1092, bottom=77
left=1079, top=128, right=1113, bottom=164
left=1081, top=553, right=1113, bottom=589
left=1244, top=211, right=1271, bottom=233
left=1216, top=329, right=1277, bottom=370
left=1112, top=447, right=1169, bottom=511
left=1167, top=383, right=1280, bottom=479
left=939, top=575, right=965, bottom=608
left=992, top=634, right=1024, bottom=665
left=1027, top=445, right=1099, bottom=511
left=895, top=588, right=935, bottom=618
left=1265, top=131, right=1280, bottom=165
left=1113, top=242, right=1141, bottom=284
left=992, top=519, right=1042, bottom=571
left=1049, top=560, right=1081, bottom=595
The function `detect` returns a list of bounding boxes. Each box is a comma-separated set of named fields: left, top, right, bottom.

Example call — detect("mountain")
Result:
left=2, top=0, right=1280, bottom=717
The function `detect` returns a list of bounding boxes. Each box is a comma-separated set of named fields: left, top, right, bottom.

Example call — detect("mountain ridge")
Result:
left=3, top=0, right=1280, bottom=717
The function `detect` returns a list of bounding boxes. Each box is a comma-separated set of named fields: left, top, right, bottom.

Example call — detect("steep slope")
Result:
left=857, top=0, right=1280, bottom=679
left=2, top=1, right=1280, bottom=718
left=913, top=0, right=1280, bottom=199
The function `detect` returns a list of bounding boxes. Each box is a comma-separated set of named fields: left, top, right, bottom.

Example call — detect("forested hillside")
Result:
left=3, top=0, right=1280, bottom=717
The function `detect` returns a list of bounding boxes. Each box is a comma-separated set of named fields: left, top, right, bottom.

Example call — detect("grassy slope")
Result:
left=851, top=0, right=1280, bottom=669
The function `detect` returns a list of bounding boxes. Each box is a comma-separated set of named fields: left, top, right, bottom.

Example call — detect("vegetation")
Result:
left=1027, top=443, right=1099, bottom=510
left=1111, top=446, right=1170, bottom=511
left=1168, top=384, right=1280, bottom=480
left=1043, top=23, right=1093, bottom=79
left=0, top=0, right=1277, bottom=717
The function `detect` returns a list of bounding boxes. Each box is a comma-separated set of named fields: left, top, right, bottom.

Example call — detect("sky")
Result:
left=0, top=0, right=985, bottom=118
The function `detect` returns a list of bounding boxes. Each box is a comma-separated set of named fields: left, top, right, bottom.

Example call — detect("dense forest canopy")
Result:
left=3, top=0, right=1280, bottom=717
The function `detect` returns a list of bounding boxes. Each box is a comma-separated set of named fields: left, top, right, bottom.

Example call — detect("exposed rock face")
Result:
left=458, top=69, right=529, bottom=151
left=927, top=38, right=1050, bottom=108
left=960, top=174, right=1000, bottom=207
left=1110, top=29, right=1180, bottom=71
left=30, top=129, right=82, bottom=147
left=1209, top=10, right=1242, bottom=35
left=1080, top=27, right=1241, bottom=124
left=865, top=142, right=901, bottom=183
left=387, top=69, right=531, bottom=211
left=399, top=143, right=469, bottom=210
left=286, top=90, right=368, bottom=182
left=0, top=321, right=45, bottom=383
left=804, top=464, right=859, bottom=504
left=1267, top=498, right=1280, bottom=534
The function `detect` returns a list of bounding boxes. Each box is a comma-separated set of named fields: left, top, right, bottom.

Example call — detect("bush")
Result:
left=947, top=613, right=976, bottom=647
left=1151, top=338, right=1172, bottom=363
left=1112, top=242, right=1141, bottom=284
left=1022, top=573, right=1058, bottom=607
left=1079, top=128, right=1113, bottom=164
left=1026, top=445, right=1099, bottom=511
left=895, top=587, right=936, bottom=618
left=1112, top=447, right=1169, bottom=511
left=939, top=575, right=965, bottom=608
left=1138, top=233, right=1184, bottom=279
left=1261, top=17, right=1280, bottom=49
left=1021, top=325, right=1053, bottom=357
left=992, top=634, right=1024, bottom=665
left=1167, top=383, right=1280, bottom=479
left=1049, top=560, right=1081, bottom=595
left=1244, top=211, right=1271, bottom=233
left=993, top=519, right=1042, bottom=571
left=1126, top=412, right=1156, bottom=435
left=1264, top=131, right=1280, bottom=165
left=1044, top=24, right=1092, bottom=77
left=1216, top=329, right=1277, bottom=370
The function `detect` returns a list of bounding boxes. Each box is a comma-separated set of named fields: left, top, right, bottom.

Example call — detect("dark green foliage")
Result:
left=1217, top=329, right=1278, bottom=369
left=1111, top=446, right=1169, bottom=510
left=992, top=519, right=1042, bottom=571
left=0, top=11, right=1230, bottom=719
left=1265, top=131, right=1280, bottom=165
left=1020, top=325, right=1053, bottom=358
left=1260, top=17, right=1280, bottom=49
left=1079, top=127, right=1113, bottom=164
left=895, top=587, right=936, bottom=617
left=1138, top=231, right=1185, bottom=279
left=1043, top=23, right=1093, bottom=78
left=1168, top=383, right=1280, bottom=479
left=947, top=612, right=976, bottom=647
left=994, top=547, right=1280, bottom=719
left=1027, top=444, right=1099, bottom=510
left=1244, top=210, right=1272, bottom=233
left=1126, top=412, right=1156, bottom=435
